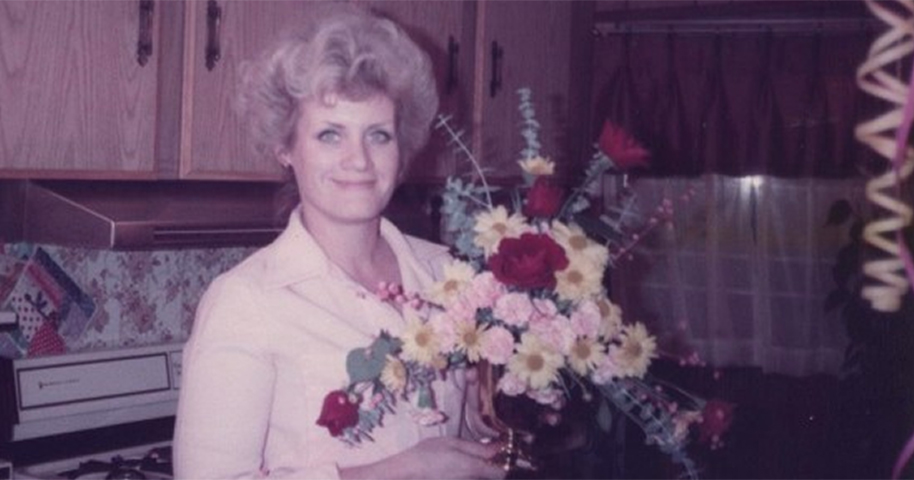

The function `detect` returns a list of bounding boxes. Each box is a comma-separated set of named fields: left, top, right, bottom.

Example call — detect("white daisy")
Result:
left=554, top=257, right=604, bottom=302
left=400, top=310, right=442, bottom=367
left=472, top=206, right=528, bottom=257
left=518, top=156, right=555, bottom=176
left=596, top=297, right=624, bottom=340
left=550, top=221, right=609, bottom=269
left=507, top=333, right=564, bottom=390
left=567, top=337, right=607, bottom=376
left=454, top=321, right=487, bottom=363
left=428, top=260, right=477, bottom=306
left=380, top=355, right=407, bottom=394
left=608, top=322, right=657, bottom=379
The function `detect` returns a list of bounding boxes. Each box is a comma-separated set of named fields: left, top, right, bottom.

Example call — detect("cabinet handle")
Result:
left=489, top=40, right=503, bottom=98
left=136, top=0, right=154, bottom=66
left=205, top=0, right=222, bottom=71
left=446, top=36, right=459, bottom=94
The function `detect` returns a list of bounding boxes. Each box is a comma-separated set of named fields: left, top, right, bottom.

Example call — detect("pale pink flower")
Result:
left=496, top=370, right=527, bottom=396
left=531, top=297, right=559, bottom=322
left=428, top=311, right=458, bottom=353
left=570, top=300, right=602, bottom=338
left=479, top=326, right=515, bottom=365
left=447, top=296, right=479, bottom=324
left=527, top=387, right=563, bottom=406
left=591, top=354, right=621, bottom=384
left=493, top=292, right=535, bottom=327
left=461, top=272, right=505, bottom=311
left=528, top=314, right=575, bottom=354
left=409, top=407, right=448, bottom=426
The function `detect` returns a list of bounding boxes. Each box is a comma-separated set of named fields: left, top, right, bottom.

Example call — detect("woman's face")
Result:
left=281, top=94, right=400, bottom=229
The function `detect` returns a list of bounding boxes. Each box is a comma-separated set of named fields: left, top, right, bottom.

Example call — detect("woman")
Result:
left=173, top=5, right=504, bottom=479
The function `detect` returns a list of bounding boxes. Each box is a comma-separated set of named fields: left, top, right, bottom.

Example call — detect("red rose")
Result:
left=598, top=120, right=650, bottom=170
left=488, top=233, right=569, bottom=290
left=316, top=390, right=359, bottom=437
left=697, top=399, right=735, bottom=445
left=523, top=177, right=564, bottom=218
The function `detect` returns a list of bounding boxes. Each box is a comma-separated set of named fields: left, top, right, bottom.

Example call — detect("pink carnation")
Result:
left=496, top=370, right=527, bottom=396
left=591, top=355, right=621, bottom=384
left=528, top=315, right=575, bottom=354
left=480, top=326, right=515, bottom=365
left=461, top=272, right=505, bottom=311
left=531, top=298, right=559, bottom=323
left=570, top=300, right=602, bottom=338
left=527, top=387, right=563, bottom=407
left=428, top=311, right=458, bottom=353
left=493, top=292, right=535, bottom=327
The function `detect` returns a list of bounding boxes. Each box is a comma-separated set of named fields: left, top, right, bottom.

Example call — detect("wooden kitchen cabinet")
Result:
left=472, top=0, right=593, bottom=181
left=179, top=0, right=336, bottom=181
left=181, top=0, right=477, bottom=181
left=0, top=0, right=161, bottom=179
left=0, top=0, right=590, bottom=183
left=359, top=0, right=477, bottom=182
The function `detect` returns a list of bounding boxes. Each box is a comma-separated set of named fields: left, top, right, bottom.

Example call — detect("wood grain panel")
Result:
left=475, top=0, right=575, bottom=180
left=180, top=0, right=331, bottom=180
left=0, top=0, right=159, bottom=178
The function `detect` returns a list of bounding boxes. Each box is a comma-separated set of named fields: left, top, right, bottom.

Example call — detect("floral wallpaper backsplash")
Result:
left=0, top=242, right=254, bottom=358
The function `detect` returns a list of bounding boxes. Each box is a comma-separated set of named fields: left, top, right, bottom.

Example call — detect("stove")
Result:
left=0, top=343, right=183, bottom=479
left=16, top=442, right=172, bottom=480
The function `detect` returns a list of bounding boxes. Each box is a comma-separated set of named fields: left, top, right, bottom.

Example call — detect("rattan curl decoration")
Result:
left=855, top=0, right=914, bottom=313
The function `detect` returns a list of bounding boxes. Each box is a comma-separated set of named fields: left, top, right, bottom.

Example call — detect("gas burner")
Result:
left=57, top=447, right=172, bottom=480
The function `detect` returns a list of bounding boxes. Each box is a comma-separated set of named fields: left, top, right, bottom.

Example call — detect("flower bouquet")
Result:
left=316, top=89, right=725, bottom=479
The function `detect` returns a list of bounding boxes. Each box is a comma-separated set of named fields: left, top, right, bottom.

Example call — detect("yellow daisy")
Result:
left=518, top=156, right=555, bottom=176
left=567, top=337, right=607, bottom=376
left=550, top=221, right=609, bottom=269
left=608, top=322, right=657, bottom=379
left=380, top=355, right=407, bottom=394
left=400, top=310, right=442, bottom=367
left=507, top=333, right=564, bottom=390
left=554, top=257, right=604, bottom=302
left=473, top=205, right=528, bottom=257
left=428, top=260, right=477, bottom=306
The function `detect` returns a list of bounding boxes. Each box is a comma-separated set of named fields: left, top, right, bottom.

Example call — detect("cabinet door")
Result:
left=0, top=0, right=160, bottom=179
left=475, top=0, right=585, bottom=181
left=180, top=0, right=336, bottom=181
left=359, top=0, right=476, bottom=182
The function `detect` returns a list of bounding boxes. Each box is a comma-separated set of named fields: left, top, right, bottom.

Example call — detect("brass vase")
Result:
left=476, top=361, right=539, bottom=474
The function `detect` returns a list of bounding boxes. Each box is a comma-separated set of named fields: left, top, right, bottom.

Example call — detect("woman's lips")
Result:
left=332, top=178, right=376, bottom=189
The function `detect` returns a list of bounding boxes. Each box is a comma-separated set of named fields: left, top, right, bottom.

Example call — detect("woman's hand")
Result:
left=340, top=436, right=506, bottom=480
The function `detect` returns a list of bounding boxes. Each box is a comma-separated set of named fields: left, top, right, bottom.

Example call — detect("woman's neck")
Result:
left=299, top=211, right=402, bottom=291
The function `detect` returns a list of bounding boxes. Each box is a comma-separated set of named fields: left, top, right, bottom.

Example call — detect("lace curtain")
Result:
left=607, top=175, right=861, bottom=376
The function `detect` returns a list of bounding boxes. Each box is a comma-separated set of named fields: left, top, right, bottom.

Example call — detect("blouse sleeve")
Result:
left=173, top=275, right=340, bottom=479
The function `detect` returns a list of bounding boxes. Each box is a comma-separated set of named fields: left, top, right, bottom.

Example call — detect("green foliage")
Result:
left=346, top=331, right=401, bottom=384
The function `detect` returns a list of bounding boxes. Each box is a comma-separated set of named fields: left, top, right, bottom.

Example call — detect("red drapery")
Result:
left=592, top=30, right=881, bottom=178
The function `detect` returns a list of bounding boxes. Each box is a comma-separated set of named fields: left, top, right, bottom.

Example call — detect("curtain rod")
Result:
left=592, top=0, right=883, bottom=36
left=592, top=18, right=882, bottom=37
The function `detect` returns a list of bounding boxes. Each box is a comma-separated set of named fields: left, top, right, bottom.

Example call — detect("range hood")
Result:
left=0, top=180, right=287, bottom=250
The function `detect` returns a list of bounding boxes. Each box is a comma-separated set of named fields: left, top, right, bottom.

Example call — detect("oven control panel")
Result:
left=0, top=343, right=184, bottom=441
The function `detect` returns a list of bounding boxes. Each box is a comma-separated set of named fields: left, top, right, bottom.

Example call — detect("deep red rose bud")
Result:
left=316, top=390, right=359, bottom=437
left=488, top=233, right=569, bottom=290
left=523, top=177, right=564, bottom=218
left=598, top=120, right=650, bottom=170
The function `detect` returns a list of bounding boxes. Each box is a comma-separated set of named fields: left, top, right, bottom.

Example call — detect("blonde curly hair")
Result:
left=236, top=4, right=439, bottom=180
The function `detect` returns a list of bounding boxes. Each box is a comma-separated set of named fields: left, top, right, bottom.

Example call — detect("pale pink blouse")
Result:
left=173, top=211, right=464, bottom=479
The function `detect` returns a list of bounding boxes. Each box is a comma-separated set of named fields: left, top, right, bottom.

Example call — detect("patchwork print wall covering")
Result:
left=0, top=243, right=254, bottom=358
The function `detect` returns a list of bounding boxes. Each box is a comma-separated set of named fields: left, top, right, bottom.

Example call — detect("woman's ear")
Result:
left=276, top=148, right=292, bottom=168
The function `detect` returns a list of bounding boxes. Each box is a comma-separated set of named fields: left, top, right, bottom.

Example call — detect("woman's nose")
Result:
left=341, top=139, right=371, bottom=171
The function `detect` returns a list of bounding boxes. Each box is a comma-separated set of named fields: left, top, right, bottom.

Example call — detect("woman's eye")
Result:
left=317, top=130, right=340, bottom=143
left=368, top=130, right=394, bottom=144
